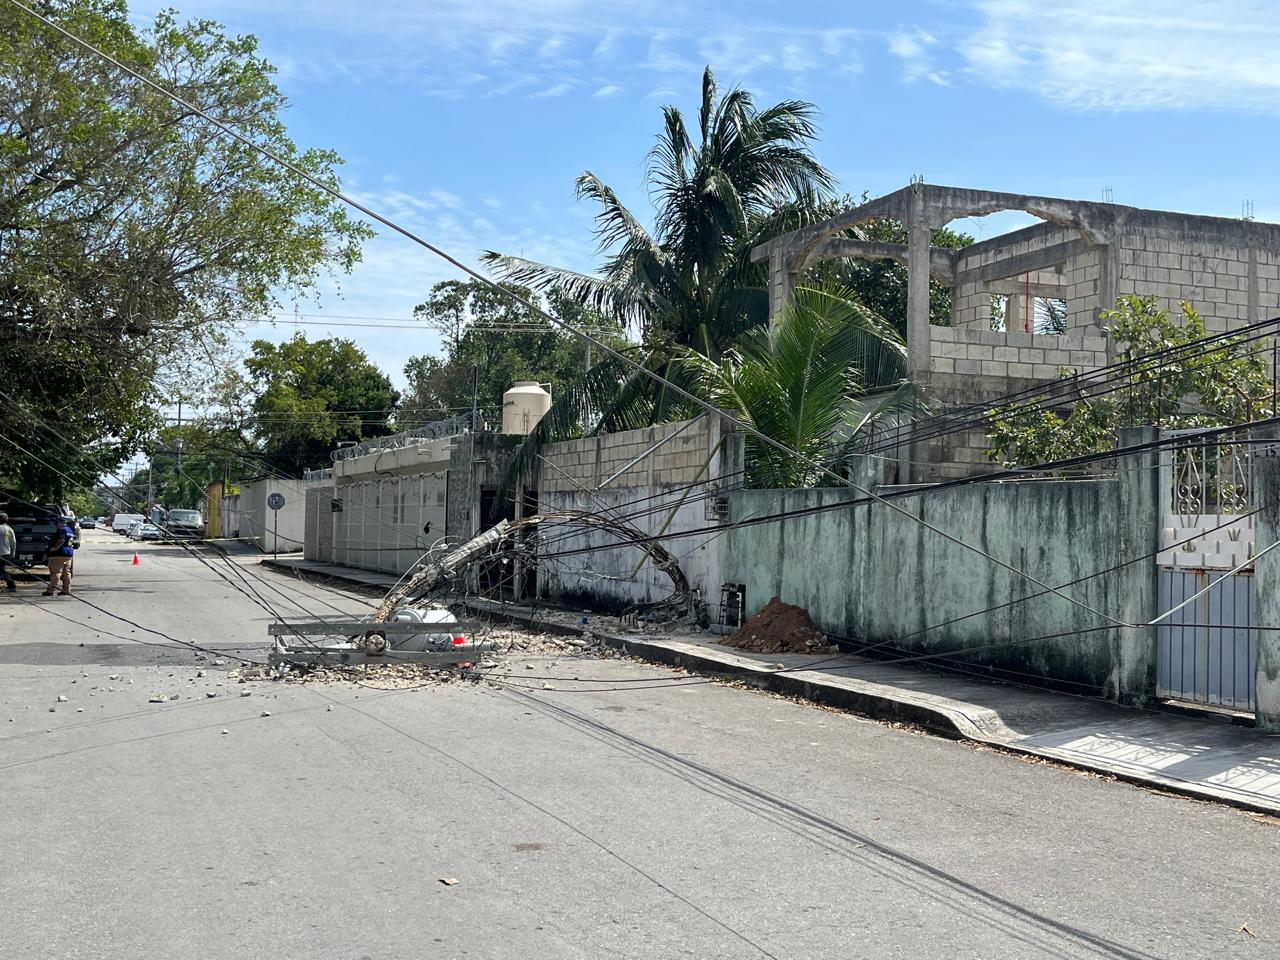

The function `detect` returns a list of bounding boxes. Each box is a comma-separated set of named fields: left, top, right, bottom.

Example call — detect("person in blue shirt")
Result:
left=43, top=517, right=75, bottom=596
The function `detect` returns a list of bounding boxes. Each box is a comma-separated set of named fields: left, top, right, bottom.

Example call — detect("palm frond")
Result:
left=480, top=251, right=652, bottom=331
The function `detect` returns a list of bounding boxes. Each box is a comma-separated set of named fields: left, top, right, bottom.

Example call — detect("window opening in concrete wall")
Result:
left=989, top=294, right=1007, bottom=331
left=1037, top=298, right=1067, bottom=335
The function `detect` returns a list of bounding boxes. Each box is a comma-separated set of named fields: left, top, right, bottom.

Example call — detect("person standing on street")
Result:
left=0, top=512, right=18, bottom=592
left=43, top=515, right=75, bottom=596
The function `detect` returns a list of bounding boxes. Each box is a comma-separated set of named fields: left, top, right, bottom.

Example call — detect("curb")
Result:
left=260, top=559, right=394, bottom=596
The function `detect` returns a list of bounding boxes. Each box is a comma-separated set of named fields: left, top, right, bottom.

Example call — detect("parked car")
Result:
left=164, top=509, right=205, bottom=539
left=112, top=514, right=145, bottom=535
left=131, top=523, right=162, bottom=541
left=80, top=516, right=97, bottom=529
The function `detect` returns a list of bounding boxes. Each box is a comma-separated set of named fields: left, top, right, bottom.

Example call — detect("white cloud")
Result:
left=534, top=81, right=574, bottom=97
left=144, top=1, right=893, bottom=105
left=959, top=0, right=1280, bottom=111
left=429, top=189, right=463, bottom=209
left=593, top=83, right=623, bottom=97
left=888, top=30, right=947, bottom=85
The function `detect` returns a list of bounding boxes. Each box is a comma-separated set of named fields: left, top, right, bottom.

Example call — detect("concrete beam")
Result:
left=751, top=186, right=913, bottom=264
left=986, top=279, right=1070, bottom=298
left=803, top=238, right=958, bottom=282
left=955, top=238, right=1086, bottom=286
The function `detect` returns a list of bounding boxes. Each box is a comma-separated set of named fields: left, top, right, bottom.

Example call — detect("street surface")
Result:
left=1, top=530, right=1277, bottom=959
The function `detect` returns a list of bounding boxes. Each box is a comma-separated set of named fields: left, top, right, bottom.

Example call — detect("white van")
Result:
left=111, top=514, right=145, bottom=535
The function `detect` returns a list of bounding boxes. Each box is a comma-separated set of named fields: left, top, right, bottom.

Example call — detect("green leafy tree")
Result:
left=399, top=279, right=623, bottom=426
left=985, top=295, right=1273, bottom=465
left=0, top=0, right=369, bottom=498
left=678, top=286, right=924, bottom=486
left=242, top=334, right=399, bottom=474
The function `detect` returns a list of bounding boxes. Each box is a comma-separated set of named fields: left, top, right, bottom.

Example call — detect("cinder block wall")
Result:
left=539, top=418, right=724, bottom=611
left=1113, top=228, right=1280, bottom=333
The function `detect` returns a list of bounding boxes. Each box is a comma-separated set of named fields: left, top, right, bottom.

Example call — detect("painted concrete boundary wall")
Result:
left=719, top=432, right=1159, bottom=700
left=326, top=437, right=456, bottom=575
left=538, top=417, right=726, bottom=611
left=220, top=477, right=308, bottom=553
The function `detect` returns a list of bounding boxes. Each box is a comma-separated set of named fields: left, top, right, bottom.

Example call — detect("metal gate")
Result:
left=1156, top=567, right=1257, bottom=711
left=1155, top=429, right=1258, bottom=712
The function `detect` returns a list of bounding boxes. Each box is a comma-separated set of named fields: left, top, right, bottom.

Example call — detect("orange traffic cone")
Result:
left=131, top=552, right=140, bottom=566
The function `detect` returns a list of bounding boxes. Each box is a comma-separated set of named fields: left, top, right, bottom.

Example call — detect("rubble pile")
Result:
left=232, top=626, right=613, bottom=689
left=720, top=597, right=837, bottom=655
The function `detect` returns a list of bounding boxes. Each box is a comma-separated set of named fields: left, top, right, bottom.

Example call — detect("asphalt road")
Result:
left=1, top=530, right=1277, bottom=959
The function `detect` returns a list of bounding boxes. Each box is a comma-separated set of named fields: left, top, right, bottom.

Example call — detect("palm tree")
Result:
left=481, top=67, right=837, bottom=480
left=677, top=286, right=925, bottom=487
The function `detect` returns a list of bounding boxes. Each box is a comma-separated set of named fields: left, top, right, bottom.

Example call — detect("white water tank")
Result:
left=502, top=381, right=552, bottom=435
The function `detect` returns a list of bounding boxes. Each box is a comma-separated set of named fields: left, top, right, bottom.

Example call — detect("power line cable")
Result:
left=3, top=0, right=1163, bottom=634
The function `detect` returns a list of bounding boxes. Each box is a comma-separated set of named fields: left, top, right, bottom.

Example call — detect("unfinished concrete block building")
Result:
left=753, top=182, right=1280, bottom=480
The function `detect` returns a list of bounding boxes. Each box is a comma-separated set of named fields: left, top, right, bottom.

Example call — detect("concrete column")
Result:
left=1095, top=238, right=1120, bottom=352
left=1250, top=423, right=1280, bottom=729
left=905, top=196, right=932, bottom=381
left=768, top=251, right=797, bottom=323
left=1113, top=426, right=1160, bottom=703
left=904, top=187, right=933, bottom=486
left=1005, top=292, right=1023, bottom=333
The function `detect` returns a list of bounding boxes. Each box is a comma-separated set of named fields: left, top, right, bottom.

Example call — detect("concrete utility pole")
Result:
left=175, top=400, right=183, bottom=496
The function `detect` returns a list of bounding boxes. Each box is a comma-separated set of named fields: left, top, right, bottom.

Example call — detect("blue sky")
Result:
left=133, top=0, right=1280, bottom=386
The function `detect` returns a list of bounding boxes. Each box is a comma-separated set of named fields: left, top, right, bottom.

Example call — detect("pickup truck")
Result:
left=0, top=501, right=73, bottom=568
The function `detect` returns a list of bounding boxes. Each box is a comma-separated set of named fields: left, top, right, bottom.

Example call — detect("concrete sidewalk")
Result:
left=261, top=557, right=1280, bottom=815
left=262, top=556, right=402, bottom=591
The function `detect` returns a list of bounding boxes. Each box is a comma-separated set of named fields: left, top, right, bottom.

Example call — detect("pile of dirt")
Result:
left=721, top=597, right=837, bottom=655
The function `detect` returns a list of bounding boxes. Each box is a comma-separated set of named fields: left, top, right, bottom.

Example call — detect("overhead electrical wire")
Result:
left=13, top=0, right=1280, bottom=689
left=4, top=0, right=1173, bottom=633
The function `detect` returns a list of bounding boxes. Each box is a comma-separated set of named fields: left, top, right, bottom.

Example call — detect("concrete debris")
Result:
left=240, top=691, right=251, bottom=697
left=148, top=694, right=168, bottom=703
left=260, top=711, right=271, bottom=717
left=438, top=877, right=459, bottom=886
left=107, top=674, right=119, bottom=681
left=221, top=728, right=229, bottom=735
left=48, top=707, right=55, bottom=713
left=720, top=597, right=837, bottom=656
left=77, top=708, right=84, bottom=713
left=212, top=659, right=225, bottom=666
left=326, top=705, right=333, bottom=712
left=56, top=695, right=67, bottom=702
left=196, top=670, right=206, bottom=678
left=205, top=691, right=217, bottom=698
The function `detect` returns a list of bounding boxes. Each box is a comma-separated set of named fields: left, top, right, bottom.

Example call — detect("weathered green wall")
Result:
left=720, top=434, right=1160, bottom=700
